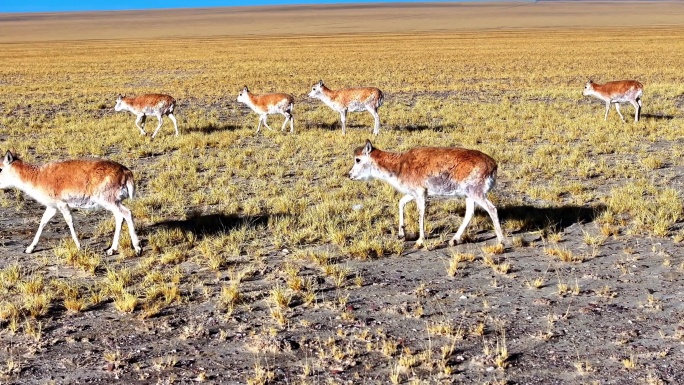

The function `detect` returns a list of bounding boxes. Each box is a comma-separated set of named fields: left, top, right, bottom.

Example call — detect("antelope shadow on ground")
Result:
left=302, top=122, right=450, bottom=132
left=151, top=212, right=284, bottom=238
left=303, top=121, right=345, bottom=131
left=184, top=123, right=241, bottom=134
left=640, top=113, right=675, bottom=121
left=430, top=203, right=606, bottom=234
left=499, top=203, right=607, bottom=233
left=425, top=203, right=606, bottom=245
left=402, top=124, right=450, bottom=132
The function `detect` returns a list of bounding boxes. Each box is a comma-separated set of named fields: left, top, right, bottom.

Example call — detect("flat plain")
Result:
left=2, top=2, right=684, bottom=384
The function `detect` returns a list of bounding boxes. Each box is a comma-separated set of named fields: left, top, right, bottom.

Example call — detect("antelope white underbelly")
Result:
left=65, top=196, right=101, bottom=210
left=347, top=101, right=368, bottom=112
left=426, top=175, right=468, bottom=197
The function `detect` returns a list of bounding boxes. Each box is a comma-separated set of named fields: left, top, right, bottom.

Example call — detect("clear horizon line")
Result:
left=0, top=0, right=539, bottom=14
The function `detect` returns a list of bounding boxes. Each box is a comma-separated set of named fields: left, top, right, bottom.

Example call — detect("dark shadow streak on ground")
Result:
left=641, top=113, right=675, bottom=121
left=150, top=212, right=286, bottom=238
left=184, top=123, right=241, bottom=134
left=499, top=203, right=606, bottom=232
left=420, top=203, right=607, bottom=249
left=303, top=122, right=345, bottom=132
left=401, top=124, right=450, bottom=132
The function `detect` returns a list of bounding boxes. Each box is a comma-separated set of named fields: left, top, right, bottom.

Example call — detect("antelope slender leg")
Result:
left=473, top=196, right=505, bottom=244
left=120, top=203, right=141, bottom=254
left=57, top=204, right=81, bottom=250
left=368, top=107, right=380, bottom=135
left=107, top=210, right=124, bottom=256
left=340, top=110, right=347, bottom=134
left=25, top=207, right=57, bottom=253
left=280, top=111, right=292, bottom=132
left=398, top=194, right=415, bottom=239
left=450, top=197, right=475, bottom=246
left=135, top=115, right=147, bottom=135
left=168, top=113, right=179, bottom=136
left=262, top=115, right=273, bottom=131
left=629, top=100, right=640, bottom=122
left=151, top=114, right=165, bottom=138
left=414, top=192, right=427, bottom=248
left=614, top=103, right=625, bottom=122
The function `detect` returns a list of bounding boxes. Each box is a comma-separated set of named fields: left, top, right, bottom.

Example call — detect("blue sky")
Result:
left=0, top=0, right=465, bottom=13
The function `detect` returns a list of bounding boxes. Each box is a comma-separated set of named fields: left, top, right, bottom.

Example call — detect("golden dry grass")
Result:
left=2, top=2, right=684, bottom=383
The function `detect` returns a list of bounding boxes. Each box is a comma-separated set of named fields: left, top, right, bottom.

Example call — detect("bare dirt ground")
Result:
left=3, top=2, right=684, bottom=385
left=4, top=189, right=684, bottom=384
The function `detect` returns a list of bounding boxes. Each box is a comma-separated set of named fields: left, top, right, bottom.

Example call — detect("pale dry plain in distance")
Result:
left=2, top=2, right=684, bottom=384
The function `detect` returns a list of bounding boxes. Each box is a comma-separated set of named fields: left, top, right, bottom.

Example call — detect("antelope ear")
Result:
left=116, top=94, right=123, bottom=101
left=4, top=150, right=15, bottom=164
left=363, top=140, right=373, bottom=155
left=243, top=85, right=249, bottom=92
left=318, top=80, right=324, bottom=86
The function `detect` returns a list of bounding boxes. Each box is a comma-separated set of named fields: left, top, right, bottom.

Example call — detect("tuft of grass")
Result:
left=482, top=243, right=505, bottom=255
left=544, top=247, right=584, bottom=263
left=220, top=283, right=242, bottom=308
left=114, top=291, right=137, bottom=313
left=622, top=355, right=637, bottom=369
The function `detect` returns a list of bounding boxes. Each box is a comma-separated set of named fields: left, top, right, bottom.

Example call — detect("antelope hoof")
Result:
left=106, top=248, right=116, bottom=256
left=414, top=239, right=425, bottom=249
left=25, top=246, right=35, bottom=254
left=448, top=239, right=459, bottom=247
left=134, top=245, right=142, bottom=255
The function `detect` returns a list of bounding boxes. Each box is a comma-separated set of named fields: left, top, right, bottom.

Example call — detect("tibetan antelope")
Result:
left=0, top=151, right=141, bottom=255
left=236, top=86, right=295, bottom=133
left=348, top=140, right=505, bottom=247
left=583, top=80, right=643, bottom=122
left=308, top=80, right=384, bottom=135
left=115, top=93, right=179, bottom=138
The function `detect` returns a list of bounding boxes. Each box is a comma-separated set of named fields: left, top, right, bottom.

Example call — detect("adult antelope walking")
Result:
left=583, top=80, right=643, bottom=122
left=0, top=151, right=141, bottom=255
left=308, top=80, right=384, bottom=135
left=115, top=93, right=179, bottom=138
left=236, top=86, right=295, bottom=133
left=348, top=140, right=505, bottom=247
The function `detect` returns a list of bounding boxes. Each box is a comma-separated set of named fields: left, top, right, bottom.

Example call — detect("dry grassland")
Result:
left=2, top=2, right=684, bottom=384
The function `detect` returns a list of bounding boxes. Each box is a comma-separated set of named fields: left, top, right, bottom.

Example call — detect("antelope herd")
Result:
left=0, top=78, right=653, bottom=255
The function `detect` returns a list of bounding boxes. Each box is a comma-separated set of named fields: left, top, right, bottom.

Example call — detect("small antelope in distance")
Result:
left=0, top=151, right=141, bottom=255
left=348, top=140, right=505, bottom=247
left=115, top=93, right=179, bottom=138
left=583, top=80, right=643, bottom=122
left=236, top=86, right=295, bottom=133
left=308, top=80, right=384, bottom=135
